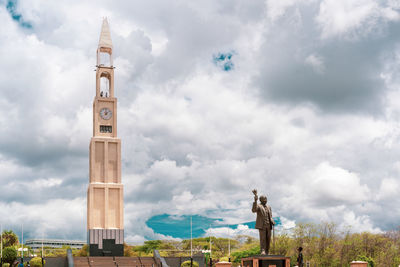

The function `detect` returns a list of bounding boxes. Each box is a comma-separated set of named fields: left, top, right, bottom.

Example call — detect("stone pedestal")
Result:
left=350, top=261, right=368, bottom=267
left=242, top=255, right=290, bottom=267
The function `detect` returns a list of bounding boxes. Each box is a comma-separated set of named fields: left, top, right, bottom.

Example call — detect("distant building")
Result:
left=25, top=239, right=86, bottom=249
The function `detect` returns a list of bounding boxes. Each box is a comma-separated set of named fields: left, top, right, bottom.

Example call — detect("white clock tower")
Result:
left=87, top=18, right=124, bottom=256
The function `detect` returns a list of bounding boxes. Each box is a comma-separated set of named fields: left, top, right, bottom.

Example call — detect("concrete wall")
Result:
left=164, top=256, right=205, bottom=267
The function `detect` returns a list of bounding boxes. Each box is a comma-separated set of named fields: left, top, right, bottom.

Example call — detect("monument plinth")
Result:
left=242, top=255, right=290, bottom=267
left=87, top=18, right=124, bottom=256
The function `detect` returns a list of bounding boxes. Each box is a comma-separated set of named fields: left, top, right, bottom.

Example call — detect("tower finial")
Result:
left=98, top=17, right=113, bottom=49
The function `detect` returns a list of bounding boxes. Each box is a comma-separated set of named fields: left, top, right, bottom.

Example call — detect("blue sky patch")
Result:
left=213, top=52, right=235, bottom=71
left=6, top=0, right=32, bottom=29
left=146, top=214, right=281, bottom=239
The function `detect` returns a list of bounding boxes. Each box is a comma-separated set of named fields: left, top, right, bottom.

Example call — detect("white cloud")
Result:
left=342, top=211, right=382, bottom=233
left=308, top=162, right=370, bottom=206
left=204, top=225, right=258, bottom=239
left=266, top=0, right=314, bottom=22
left=0, top=198, right=86, bottom=240
left=316, top=0, right=400, bottom=39
left=316, top=0, right=379, bottom=38
left=305, top=54, right=325, bottom=74
left=0, top=0, right=400, bottom=242
left=376, top=178, right=400, bottom=200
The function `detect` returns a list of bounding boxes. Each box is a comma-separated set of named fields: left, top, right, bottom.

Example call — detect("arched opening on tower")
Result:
left=100, top=73, right=111, bottom=97
left=99, top=51, right=112, bottom=67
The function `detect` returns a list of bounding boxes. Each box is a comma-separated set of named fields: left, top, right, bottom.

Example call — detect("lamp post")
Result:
left=190, top=217, right=193, bottom=267
left=209, top=226, right=212, bottom=267
left=228, top=228, right=231, bottom=262
left=21, top=224, right=24, bottom=265
left=42, top=232, right=45, bottom=266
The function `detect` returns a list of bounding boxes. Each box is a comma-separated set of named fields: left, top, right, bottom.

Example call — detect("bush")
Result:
left=219, top=257, right=229, bottom=262
left=232, top=245, right=260, bottom=263
left=2, top=263, right=10, bottom=267
left=357, top=255, right=375, bottom=267
left=181, top=260, right=199, bottom=267
left=29, top=257, right=45, bottom=267
left=77, top=244, right=88, bottom=257
left=2, top=247, right=17, bottom=265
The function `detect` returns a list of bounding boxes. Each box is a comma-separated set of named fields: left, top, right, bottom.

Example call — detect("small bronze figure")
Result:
left=297, top=247, right=304, bottom=267
left=252, top=189, right=275, bottom=255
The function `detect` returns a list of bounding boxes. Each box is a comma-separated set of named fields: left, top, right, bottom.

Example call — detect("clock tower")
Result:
left=87, top=18, right=124, bottom=256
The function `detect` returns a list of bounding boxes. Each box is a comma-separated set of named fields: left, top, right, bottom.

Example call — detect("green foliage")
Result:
left=219, top=257, right=229, bottom=262
left=2, top=263, right=10, bottom=267
left=134, top=240, right=162, bottom=254
left=270, top=233, right=293, bottom=256
left=124, top=243, right=133, bottom=257
left=29, top=257, right=45, bottom=267
left=76, top=244, right=88, bottom=257
left=231, top=245, right=260, bottom=263
left=1, top=230, right=19, bottom=247
left=357, top=255, right=375, bottom=267
left=181, top=260, right=199, bottom=267
left=2, top=247, right=17, bottom=265
left=98, top=224, right=400, bottom=266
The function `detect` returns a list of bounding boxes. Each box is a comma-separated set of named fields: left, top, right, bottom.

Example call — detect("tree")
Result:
left=3, top=247, right=17, bottom=265
left=124, top=243, right=133, bottom=257
left=270, top=233, right=293, bottom=256
left=1, top=230, right=19, bottom=247
left=134, top=240, right=163, bottom=254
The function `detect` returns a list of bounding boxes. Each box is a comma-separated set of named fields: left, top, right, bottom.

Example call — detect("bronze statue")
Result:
left=252, top=189, right=275, bottom=255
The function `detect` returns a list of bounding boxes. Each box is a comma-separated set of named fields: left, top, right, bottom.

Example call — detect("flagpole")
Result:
left=209, top=225, right=211, bottom=259
left=1, top=224, right=3, bottom=265
left=42, top=232, right=44, bottom=258
left=228, top=228, right=230, bottom=262
left=209, top=225, right=212, bottom=267
left=21, top=224, right=24, bottom=264
left=42, top=231, right=45, bottom=266
left=190, top=216, right=193, bottom=267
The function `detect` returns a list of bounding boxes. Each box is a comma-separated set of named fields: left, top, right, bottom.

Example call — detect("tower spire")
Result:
left=98, top=17, right=113, bottom=49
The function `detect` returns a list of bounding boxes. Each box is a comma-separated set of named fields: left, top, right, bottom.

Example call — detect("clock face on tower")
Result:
left=100, top=107, right=112, bottom=120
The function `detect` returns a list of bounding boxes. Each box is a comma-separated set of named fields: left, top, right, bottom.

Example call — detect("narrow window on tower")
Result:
left=99, top=51, right=111, bottom=67
left=100, top=76, right=110, bottom=97
left=100, top=125, right=112, bottom=133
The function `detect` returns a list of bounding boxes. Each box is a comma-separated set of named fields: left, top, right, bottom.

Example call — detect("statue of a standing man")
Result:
left=252, top=189, right=275, bottom=255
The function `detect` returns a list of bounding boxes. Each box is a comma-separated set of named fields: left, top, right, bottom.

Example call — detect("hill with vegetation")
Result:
left=2, top=222, right=400, bottom=266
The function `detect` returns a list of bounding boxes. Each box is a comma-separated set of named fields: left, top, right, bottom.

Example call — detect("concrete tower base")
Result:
left=88, top=229, right=124, bottom=256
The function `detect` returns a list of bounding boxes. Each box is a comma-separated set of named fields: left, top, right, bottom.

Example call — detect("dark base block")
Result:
left=88, top=229, right=124, bottom=256
left=242, top=255, right=290, bottom=267
left=89, top=239, right=123, bottom=256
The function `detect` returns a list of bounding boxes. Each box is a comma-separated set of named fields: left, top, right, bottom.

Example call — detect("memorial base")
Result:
left=88, top=229, right=124, bottom=256
left=242, top=255, right=290, bottom=267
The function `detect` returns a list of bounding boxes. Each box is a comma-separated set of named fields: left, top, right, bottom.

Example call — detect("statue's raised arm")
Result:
left=252, top=189, right=258, bottom=201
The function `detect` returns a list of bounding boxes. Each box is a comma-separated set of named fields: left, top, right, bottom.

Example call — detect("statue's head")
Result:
left=259, top=195, right=267, bottom=204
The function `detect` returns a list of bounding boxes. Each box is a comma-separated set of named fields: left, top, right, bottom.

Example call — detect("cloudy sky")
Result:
left=1, top=0, right=400, bottom=244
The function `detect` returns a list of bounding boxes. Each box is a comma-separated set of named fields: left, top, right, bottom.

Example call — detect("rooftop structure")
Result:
left=25, top=239, right=86, bottom=250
